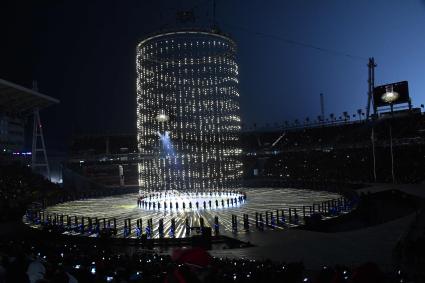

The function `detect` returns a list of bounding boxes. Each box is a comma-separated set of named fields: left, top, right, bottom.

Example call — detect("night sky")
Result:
left=2, top=0, right=425, bottom=151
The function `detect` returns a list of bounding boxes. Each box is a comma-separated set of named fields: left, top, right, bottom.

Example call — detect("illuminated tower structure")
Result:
left=136, top=30, right=242, bottom=191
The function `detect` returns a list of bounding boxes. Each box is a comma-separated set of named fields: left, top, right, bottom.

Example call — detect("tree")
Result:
left=357, top=109, right=363, bottom=121
left=342, top=112, right=349, bottom=123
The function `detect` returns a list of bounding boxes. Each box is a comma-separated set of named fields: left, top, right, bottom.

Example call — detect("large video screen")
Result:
left=373, top=81, right=409, bottom=107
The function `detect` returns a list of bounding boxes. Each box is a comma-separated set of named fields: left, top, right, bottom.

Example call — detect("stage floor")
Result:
left=43, top=187, right=342, bottom=238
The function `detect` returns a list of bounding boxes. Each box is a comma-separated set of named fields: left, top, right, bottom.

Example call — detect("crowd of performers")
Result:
left=137, top=189, right=247, bottom=211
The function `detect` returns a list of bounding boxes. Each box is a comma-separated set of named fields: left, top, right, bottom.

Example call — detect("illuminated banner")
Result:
left=373, top=81, right=409, bottom=107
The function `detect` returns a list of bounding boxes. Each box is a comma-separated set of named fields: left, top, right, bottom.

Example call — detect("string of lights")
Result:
left=136, top=30, right=243, bottom=191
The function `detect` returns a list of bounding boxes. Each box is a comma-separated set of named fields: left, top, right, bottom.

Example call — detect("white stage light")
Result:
left=156, top=110, right=169, bottom=123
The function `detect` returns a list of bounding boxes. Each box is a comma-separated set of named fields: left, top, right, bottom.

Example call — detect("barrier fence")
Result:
left=25, top=195, right=356, bottom=239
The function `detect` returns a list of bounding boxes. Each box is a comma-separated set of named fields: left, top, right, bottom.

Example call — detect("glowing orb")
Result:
left=381, top=91, right=399, bottom=103
left=381, top=85, right=399, bottom=104
left=156, top=110, right=169, bottom=123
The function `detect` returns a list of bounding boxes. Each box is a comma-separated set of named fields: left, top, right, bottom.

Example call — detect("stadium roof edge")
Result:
left=0, top=78, right=59, bottom=116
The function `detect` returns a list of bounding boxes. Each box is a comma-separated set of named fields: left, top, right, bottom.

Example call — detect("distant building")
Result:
left=0, top=115, right=24, bottom=152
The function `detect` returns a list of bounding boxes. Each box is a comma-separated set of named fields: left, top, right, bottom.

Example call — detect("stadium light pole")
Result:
left=31, top=108, right=50, bottom=180
left=371, top=128, right=377, bottom=182
left=320, top=93, right=325, bottom=124
left=366, top=57, right=377, bottom=120
left=368, top=58, right=378, bottom=182
left=389, top=103, right=395, bottom=184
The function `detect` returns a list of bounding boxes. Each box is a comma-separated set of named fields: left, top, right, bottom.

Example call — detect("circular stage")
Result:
left=38, top=187, right=345, bottom=238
